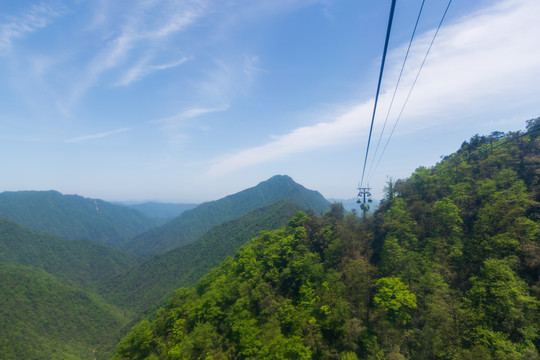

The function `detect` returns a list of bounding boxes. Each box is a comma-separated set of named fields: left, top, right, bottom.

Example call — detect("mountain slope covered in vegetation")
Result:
left=0, top=263, right=131, bottom=360
left=0, top=190, right=160, bottom=247
left=101, top=201, right=302, bottom=312
left=0, top=218, right=140, bottom=289
left=123, top=175, right=330, bottom=257
left=113, top=120, right=540, bottom=360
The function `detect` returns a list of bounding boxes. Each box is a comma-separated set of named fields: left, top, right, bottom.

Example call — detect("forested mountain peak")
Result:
left=257, top=174, right=298, bottom=188
left=122, top=175, right=330, bottom=257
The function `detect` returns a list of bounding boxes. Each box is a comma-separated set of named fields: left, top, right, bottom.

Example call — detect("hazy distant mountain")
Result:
left=328, top=198, right=359, bottom=212
left=0, top=218, right=140, bottom=289
left=122, top=175, right=330, bottom=257
left=124, top=202, right=198, bottom=221
left=0, top=190, right=161, bottom=247
left=101, top=201, right=302, bottom=311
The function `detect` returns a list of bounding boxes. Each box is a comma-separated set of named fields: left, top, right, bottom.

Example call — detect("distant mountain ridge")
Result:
left=122, top=175, right=330, bottom=257
left=0, top=190, right=160, bottom=247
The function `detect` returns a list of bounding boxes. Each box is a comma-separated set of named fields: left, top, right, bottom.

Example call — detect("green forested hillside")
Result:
left=0, top=218, right=140, bottom=289
left=123, top=175, right=330, bottom=257
left=113, top=121, right=539, bottom=360
left=0, top=190, right=160, bottom=247
left=0, top=218, right=142, bottom=359
left=101, top=201, right=302, bottom=312
left=0, top=263, right=131, bottom=360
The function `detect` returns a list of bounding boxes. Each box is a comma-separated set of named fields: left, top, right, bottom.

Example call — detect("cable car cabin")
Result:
left=356, top=187, right=372, bottom=204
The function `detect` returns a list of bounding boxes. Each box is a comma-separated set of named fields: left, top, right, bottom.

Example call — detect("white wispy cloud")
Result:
left=180, top=105, right=230, bottom=120
left=65, top=127, right=131, bottom=143
left=114, top=55, right=192, bottom=86
left=66, top=0, right=207, bottom=106
left=154, top=104, right=229, bottom=146
left=206, top=102, right=372, bottom=177
left=0, top=3, right=64, bottom=52
left=186, top=0, right=327, bottom=104
left=205, top=0, right=540, bottom=177
left=154, top=105, right=230, bottom=125
left=243, top=54, right=264, bottom=85
left=193, top=55, right=264, bottom=104
left=380, top=0, right=540, bottom=122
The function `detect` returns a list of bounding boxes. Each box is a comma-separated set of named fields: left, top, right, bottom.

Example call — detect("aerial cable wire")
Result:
left=368, top=0, right=453, bottom=183
left=359, top=0, right=397, bottom=190
left=365, top=0, right=426, bottom=183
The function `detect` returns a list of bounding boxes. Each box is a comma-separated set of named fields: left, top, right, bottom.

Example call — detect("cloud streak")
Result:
left=206, top=102, right=372, bottom=177
left=0, top=3, right=64, bottom=52
left=205, top=0, right=540, bottom=177
left=154, top=104, right=230, bottom=146
left=65, top=128, right=130, bottom=143
left=154, top=105, right=230, bottom=125
left=66, top=1, right=207, bottom=107
left=114, top=55, right=192, bottom=86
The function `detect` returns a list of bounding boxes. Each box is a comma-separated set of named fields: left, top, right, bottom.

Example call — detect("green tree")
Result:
left=373, top=277, right=417, bottom=325
left=114, top=321, right=154, bottom=360
left=465, top=259, right=537, bottom=335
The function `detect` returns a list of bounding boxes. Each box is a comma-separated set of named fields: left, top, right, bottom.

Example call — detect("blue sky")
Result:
left=1, top=0, right=539, bottom=203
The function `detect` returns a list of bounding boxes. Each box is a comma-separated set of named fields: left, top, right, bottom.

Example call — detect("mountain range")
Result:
left=121, top=175, right=330, bottom=257
left=0, top=190, right=160, bottom=247
left=0, top=174, right=331, bottom=359
left=2, top=119, right=539, bottom=360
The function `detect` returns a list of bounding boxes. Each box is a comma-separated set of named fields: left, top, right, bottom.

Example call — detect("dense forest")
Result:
left=0, top=218, right=140, bottom=288
left=0, top=262, right=132, bottom=360
left=113, top=119, right=540, bottom=359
